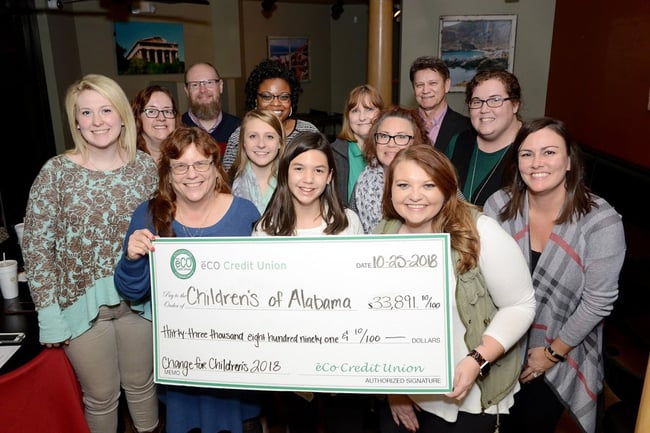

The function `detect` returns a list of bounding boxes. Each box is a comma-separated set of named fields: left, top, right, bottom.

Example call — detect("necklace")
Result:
left=177, top=205, right=213, bottom=237
left=467, top=144, right=509, bottom=203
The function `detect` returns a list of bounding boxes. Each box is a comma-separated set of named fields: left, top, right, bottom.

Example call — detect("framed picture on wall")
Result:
left=438, top=15, right=517, bottom=92
left=114, top=21, right=185, bottom=75
left=268, top=36, right=310, bottom=82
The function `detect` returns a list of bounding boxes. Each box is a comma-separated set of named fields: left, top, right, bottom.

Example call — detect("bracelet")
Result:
left=543, top=347, right=559, bottom=363
left=545, top=345, right=566, bottom=362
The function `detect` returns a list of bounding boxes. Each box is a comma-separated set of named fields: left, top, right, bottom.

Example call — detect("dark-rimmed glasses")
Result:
left=186, top=79, right=221, bottom=90
left=143, top=108, right=176, bottom=119
left=257, top=92, right=291, bottom=103
left=170, top=160, right=213, bottom=175
left=468, top=96, right=513, bottom=109
left=374, top=133, right=414, bottom=147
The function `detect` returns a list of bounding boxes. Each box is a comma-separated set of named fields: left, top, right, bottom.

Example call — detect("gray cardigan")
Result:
left=484, top=190, right=626, bottom=433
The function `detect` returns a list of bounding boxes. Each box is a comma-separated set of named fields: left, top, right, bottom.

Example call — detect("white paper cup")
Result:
left=14, top=223, right=24, bottom=247
left=0, top=259, right=19, bottom=299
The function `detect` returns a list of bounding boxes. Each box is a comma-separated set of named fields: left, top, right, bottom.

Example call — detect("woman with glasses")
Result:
left=222, top=58, right=319, bottom=171
left=445, top=70, right=523, bottom=207
left=349, top=105, right=430, bottom=233
left=114, top=126, right=263, bottom=433
left=131, top=85, right=180, bottom=164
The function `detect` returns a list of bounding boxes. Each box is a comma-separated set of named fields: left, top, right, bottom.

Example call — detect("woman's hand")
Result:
left=126, top=229, right=157, bottom=261
left=520, top=346, right=557, bottom=383
left=445, top=355, right=481, bottom=401
left=42, top=339, right=70, bottom=348
left=387, top=394, right=420, bottom=432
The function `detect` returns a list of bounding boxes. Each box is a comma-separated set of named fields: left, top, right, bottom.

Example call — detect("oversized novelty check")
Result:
left=150, top=235, right=454, bottom=394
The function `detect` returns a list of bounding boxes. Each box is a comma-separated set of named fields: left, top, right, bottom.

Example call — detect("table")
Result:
left=0, top=281, right=42, bottom=374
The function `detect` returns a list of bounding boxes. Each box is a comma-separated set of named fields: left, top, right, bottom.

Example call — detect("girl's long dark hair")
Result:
left=256, top=131, right=350, bottom=235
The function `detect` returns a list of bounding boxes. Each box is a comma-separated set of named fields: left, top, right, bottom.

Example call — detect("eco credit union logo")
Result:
left=170, top=249, right=196, bottom=279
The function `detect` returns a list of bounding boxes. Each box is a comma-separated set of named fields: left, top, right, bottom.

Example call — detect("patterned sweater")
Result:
left=23, top=151, right=158, bottom=343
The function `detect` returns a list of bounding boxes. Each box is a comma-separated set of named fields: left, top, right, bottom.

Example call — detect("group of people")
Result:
left=19, top=54, right=624, bottom=433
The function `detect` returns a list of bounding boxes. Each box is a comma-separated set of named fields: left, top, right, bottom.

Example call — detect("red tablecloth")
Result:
left=0, top=348, right=90, bottom=433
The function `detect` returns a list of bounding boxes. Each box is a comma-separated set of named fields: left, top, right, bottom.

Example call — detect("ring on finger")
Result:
left=532, top=372, right=538, bottom=378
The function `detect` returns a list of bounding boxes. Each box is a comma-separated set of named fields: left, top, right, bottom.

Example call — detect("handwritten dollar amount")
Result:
left=368, top=294, right=441, bottom=310
left=341, top=328, right=381, bottom=343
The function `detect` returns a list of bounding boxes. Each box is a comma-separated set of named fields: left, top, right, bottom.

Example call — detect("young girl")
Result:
left=253, top=130, right=367, bottom=433
left=229, top=109, right=286, bottom=213
left=254, top=130, right=362, bottom=236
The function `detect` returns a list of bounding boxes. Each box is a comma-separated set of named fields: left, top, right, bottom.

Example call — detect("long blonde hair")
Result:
left=229, top=109, right=286, bottom=181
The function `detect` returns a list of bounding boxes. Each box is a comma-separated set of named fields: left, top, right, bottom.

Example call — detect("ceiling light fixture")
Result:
left=331, top=0, right=344, bottom=20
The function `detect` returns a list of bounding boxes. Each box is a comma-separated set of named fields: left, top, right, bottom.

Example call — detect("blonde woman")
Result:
left=229, top=109, right=286, bottom=213
left=23, top=74, right=160, bottom=433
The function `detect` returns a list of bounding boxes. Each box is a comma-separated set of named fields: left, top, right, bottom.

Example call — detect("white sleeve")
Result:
left=344, top=208, right=365, bottom=234
left=477, top=214, right=536, bottom=351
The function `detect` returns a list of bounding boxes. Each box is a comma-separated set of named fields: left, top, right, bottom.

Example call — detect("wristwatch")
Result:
left=467, top=349, right=491, bottom=377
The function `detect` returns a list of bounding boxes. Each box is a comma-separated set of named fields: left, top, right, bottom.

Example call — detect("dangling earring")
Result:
left=289, top=106, right=293, bottom=117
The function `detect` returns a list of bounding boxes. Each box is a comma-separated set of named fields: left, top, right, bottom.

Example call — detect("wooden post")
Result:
left=635, top=354, right=650, bottom=433
left=367, top=0, right=393, bottom=103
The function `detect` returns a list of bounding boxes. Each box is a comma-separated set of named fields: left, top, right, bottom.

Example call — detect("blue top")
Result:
left=114, top=195, right=262, bottom=433
left=115, top=196, right=260, bottom=317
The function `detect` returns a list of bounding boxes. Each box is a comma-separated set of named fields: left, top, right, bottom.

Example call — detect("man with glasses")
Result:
left=409, top=56, right=471, bottom=153
left=182, top=62, right=240, bottom=156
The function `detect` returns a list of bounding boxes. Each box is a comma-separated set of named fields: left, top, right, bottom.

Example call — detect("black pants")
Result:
left=499, top=376, right=565, bottom=433
left=378, top=397, right=497, bottom=433
left=279, top=391, right=376, bottom=433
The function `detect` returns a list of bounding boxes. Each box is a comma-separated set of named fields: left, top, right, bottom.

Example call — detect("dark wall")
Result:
left=0, top=1, right=57, bottom=229
left=546, top=0, right=650, bottom=169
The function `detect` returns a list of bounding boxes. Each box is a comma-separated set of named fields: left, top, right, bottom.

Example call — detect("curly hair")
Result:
left=244, top=58, right=303, bottom=116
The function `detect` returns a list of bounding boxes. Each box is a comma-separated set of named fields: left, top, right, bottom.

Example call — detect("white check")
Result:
left=150, top=235, right=454, bottom=394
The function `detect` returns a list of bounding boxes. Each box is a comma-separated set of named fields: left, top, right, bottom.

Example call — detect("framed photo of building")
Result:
left=438, top=15, right=517, bottom=92
left=114, top=21, right=185, bottom=75
left=268, top=36, right=310, bottom=82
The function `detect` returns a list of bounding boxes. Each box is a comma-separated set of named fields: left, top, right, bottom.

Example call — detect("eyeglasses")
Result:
left=170, top=160, right=213, bottom=175
left=143, top=108, right=176, bottom=119
left=257, top=92, right=291, bottom=104
left=468, top=96, right=513, bottom=109
left=186, top=79, right=221, bottom=90
left=374, top=133, right=414, bottom=147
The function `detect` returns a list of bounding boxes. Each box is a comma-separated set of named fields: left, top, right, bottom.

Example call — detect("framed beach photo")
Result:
left=268, top=36, right=311, bottom=82
left=438, top=15, right=517, bottom=92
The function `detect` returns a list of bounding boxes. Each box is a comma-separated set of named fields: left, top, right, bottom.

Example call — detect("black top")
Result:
left=182, top=111, right=241, bottom=156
